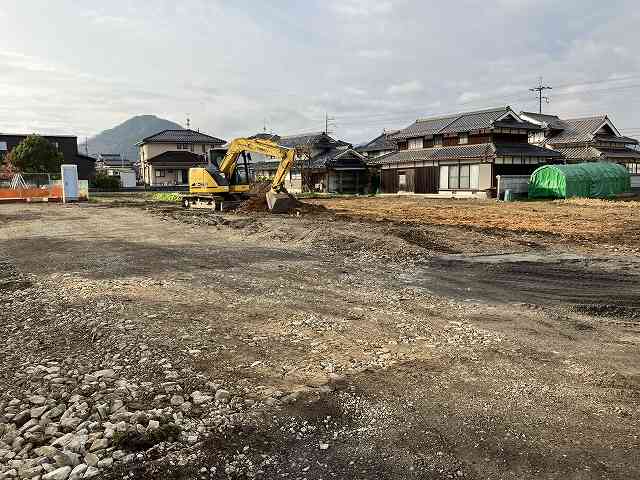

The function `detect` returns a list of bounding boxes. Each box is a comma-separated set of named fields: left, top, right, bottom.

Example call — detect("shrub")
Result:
left=92, top=172, right=121, bottom=191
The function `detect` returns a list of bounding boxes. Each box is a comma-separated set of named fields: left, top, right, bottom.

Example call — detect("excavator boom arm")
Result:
left=218, top=138, right=296, bottom=192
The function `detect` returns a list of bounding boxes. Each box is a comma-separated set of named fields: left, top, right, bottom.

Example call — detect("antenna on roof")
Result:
left=529, top=77, right=552, bottom=114
left=186, top=114, right=191, bottom=129
left=324, top=112, right=336, bottom=135
left=263, top=118, right=267, bottom=133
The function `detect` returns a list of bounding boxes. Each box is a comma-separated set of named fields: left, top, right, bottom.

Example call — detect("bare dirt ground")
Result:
left=1, top=195, right=639, bottom=480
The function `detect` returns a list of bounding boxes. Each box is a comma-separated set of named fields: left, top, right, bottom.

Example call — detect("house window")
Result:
left=459, top=164, right=470, bottom=188
left=434, top=136, right=443, bottom=147
left=448, top=165, right=459, bottom=189
left=398, top=173, right=407, bottom=189
left=441, top=164, right=479, bottom=190
left=408, top=138, right=423, bottom=150
left=202, top=144, right=206, bottom=153
left=459, top=133, right=468, bottom=145
left=177, top=143, right=187, bottom=150
left=155, top=169, right=165, bottom=178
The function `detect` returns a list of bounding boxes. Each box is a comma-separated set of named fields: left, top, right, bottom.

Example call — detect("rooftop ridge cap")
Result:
left=415, top=105, right=509, bottom=123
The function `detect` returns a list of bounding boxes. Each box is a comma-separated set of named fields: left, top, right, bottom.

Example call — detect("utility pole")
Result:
left=529, top=77, right=552, bottom=114
left=324, top=112, right=336, bottom=135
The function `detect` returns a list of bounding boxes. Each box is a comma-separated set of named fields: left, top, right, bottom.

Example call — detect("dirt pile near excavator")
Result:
left=237, top=182, right=328, bottom=215
left=237, top=182, right=272, bottom=212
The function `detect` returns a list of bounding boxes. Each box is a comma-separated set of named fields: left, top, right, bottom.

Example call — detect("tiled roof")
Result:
left=146, top=151, right=207, bottom=164
left=140, top=129, right=226, bottom=145
left=308, top=147, right=353, bottom=168
left=598, top=147, right=640, bottom=159
left=369, top=142, right=563, bottom=165
left=390, top=114, right=459, bottom=140
left=556, top=146, right=640, bottom=161
left=544, top=116, right=607, bottom=144
left=278, top=132, right=337, bottom=148
left=249, top=132, right=280, bottom=141
left=520, top=112, right=566, bottom=130
left=594, top=135, right=638, bottom=145
left=358, top=131, right=398, bottom=153
left=439, top=107, right=509, bottom=133
left=369, top=143, right=497, bottom=165
left=391, top=106, right=537, bottom=141
left=553, top=146, right=603, bottom=160
left=493, top=143, right=562, bottom=158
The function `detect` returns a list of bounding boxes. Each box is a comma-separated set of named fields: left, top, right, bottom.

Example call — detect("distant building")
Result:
left=0, top=133, right=96, bottom=180
left=520, top=112, right=640, bottom=173
left=96, top=153, right=138, bottom=187
left=96, top=153, right=135, bottom=169
left=357, top=130, right=399, bottom=158
left=138, top=129, right=226, bottom=186
left=249, top=131, right=368, bottom=194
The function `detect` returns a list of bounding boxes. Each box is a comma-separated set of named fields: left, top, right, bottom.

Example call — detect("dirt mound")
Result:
left=237, top=182, right=272, bottom=212
left=237, top=182, right=329, bottom=215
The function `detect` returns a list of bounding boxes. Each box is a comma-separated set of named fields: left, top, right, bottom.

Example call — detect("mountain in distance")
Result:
left=84, top=115, right=184, bottom=161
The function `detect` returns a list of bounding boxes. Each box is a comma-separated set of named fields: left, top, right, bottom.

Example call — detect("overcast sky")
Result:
left=2, top=0, right=640, bottom=143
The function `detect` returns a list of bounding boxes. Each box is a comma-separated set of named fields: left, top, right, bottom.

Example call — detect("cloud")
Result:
left=344, top=87, right=367, bottom=96
left=357, top=49, right=392, bottom=59
left=387, top=80, right=423, bottom=95
left=2, top=1, right=640, bottom=144
left=330, top=0, right=394, bottom=16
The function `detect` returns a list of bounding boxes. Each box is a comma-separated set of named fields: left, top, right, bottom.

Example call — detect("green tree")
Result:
left=5, top=135, right=64, bottom=173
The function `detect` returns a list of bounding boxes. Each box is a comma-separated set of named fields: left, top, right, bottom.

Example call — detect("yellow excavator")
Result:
left=181, top=138, right=297, bottom=213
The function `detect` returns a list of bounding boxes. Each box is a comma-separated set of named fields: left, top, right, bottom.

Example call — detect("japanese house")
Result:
left=251, top=132, right=369, bottom=194
left=371, top=106, right=563, bottom=197
left=138, top=129, right=226, bottom=186
left=519, top=112, right=640, bottom=173
left=357, top=130, right=399, bottom=159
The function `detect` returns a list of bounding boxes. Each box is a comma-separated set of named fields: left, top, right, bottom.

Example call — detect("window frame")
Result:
left=459, top=133, right=469, bottom=145
left=442, top=163, right=480, bottom=191
left=155, top=169, right=165, bottom=178
left=407, top=137, right=424, bottom=150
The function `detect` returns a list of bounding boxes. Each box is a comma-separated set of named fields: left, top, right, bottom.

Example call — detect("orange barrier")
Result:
left=0, top=187, right=50, bottom=200
left=0, top=182, right=86, bottom=202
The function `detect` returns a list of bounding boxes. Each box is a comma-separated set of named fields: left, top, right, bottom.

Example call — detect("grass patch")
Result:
left=149, top=192, right=183, bottom=202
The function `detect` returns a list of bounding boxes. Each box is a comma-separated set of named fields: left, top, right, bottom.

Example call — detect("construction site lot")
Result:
left=1, top=195, right=639, bottom=480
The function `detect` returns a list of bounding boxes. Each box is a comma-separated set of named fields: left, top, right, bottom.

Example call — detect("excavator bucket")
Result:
left=266, top=189, right=297, bottom=213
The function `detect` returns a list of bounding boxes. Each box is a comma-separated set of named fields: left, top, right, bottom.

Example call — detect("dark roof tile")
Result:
left=358, top=131, right=399, bottom=152
left=141, top=129, right=226, bottom=145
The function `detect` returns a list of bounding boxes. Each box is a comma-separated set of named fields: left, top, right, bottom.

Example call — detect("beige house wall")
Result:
left=140, top=141, right=220, bottom=186
left=140, top=142, right=215, bottom=162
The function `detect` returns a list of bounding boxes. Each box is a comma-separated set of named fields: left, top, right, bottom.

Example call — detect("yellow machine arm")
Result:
left=218, top=138, right=296, bottom=192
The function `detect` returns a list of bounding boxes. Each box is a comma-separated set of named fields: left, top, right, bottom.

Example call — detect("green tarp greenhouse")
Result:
left=528, top=162, right=631, bottom=199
